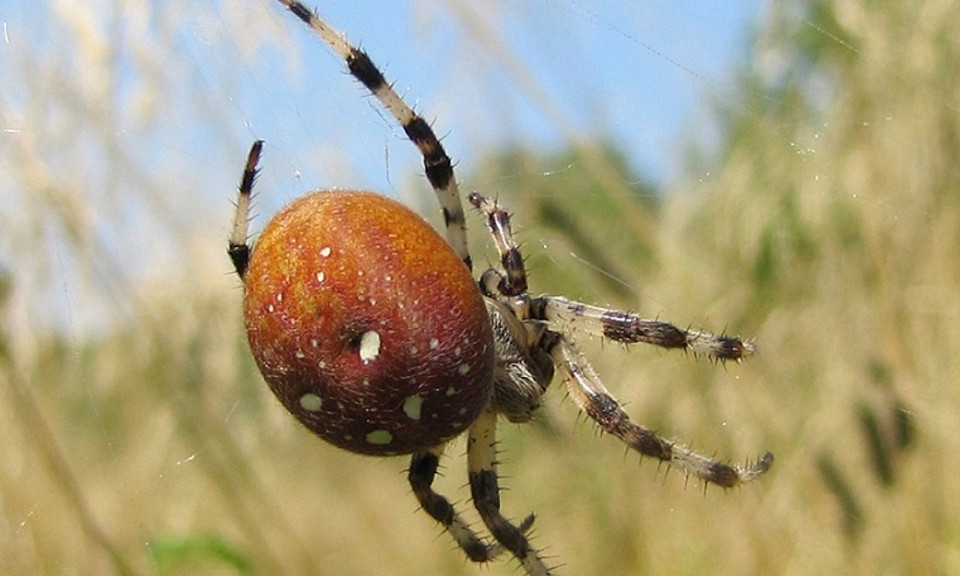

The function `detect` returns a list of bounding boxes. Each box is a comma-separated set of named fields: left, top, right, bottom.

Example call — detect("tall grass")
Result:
left=1, top=1, right=957, bottom=575
left=659, top=2, right=960, bottom=574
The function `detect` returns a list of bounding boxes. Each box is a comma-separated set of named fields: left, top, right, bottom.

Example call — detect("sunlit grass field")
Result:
left=2, top=2, right=958, bottom=575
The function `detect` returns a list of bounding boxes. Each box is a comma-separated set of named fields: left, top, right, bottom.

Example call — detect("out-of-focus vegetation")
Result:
left=1, top=1, right=958, bottom=575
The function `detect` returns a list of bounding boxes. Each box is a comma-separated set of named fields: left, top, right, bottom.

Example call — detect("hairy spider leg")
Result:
left=468, top=191, right=772, bottom=487
left=532, top=297, right=756, bottom=362
left=275, top=0, right=472, bottom=271
left=229, top=140, right=263, bottom=279
left=468, top=410, right=552, bottom=576
left=551, top=338, right=773, bottom=487
left=468, top=192, right=528, bottom=296
left=408, top=446, right=519, bottom=563
left=467, top=192, right=755, bottom=363
left=407, top=446, right=534, bottom=562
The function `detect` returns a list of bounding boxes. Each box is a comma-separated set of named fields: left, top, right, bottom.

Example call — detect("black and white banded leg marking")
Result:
left=550, top=337, right=773, bottom=487
left=467, top=190, right=752, bottom=362
left=228, top=139, right=264, bottom=280
left=532, top=296, right=756, bottom=362
left=408, top=446, right=512, bottom=563
left=467, top=410, right=550, bottom=575
left=276, top=0, right=472, bottom=271
left=468, top=192, right=528, bottom=296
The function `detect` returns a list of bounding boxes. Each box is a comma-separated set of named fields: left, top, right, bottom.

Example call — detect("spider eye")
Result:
left=241, top=190, right=495, bottom=455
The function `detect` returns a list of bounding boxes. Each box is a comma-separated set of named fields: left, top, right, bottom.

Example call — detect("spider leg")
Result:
left=466, top=191, right=752, bottom=362
left=549, top=336, right=773, bottom=487
left=228, top=140, right=263, bottom=280
left=531, top=296, right=756, bottom=362
left=275, top=0, right=471, bottom=271
left=468, top=193, right=527, bottom=296
left=467, top=410, right=551, bottom=576
left=408, top=446, right=517, bottom=563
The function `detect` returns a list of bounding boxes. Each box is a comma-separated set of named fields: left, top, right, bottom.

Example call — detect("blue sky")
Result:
left=185, top=1, right=765, bottom=212
left=1, top=0, right=765, bottom=204
left=0, top=0, right=765, bottom=332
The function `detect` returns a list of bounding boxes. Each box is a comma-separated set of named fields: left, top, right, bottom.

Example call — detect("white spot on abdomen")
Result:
left=402, top=395, right=424, bottom=421
left=299, top=393, right=323, bottom=412
left=366, top=429, right=393, bottom=445
left=358, top=330, right=381, bottom=363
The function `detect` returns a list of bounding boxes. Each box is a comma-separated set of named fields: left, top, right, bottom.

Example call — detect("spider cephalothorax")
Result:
left=229, top=2, right=772, bottom=575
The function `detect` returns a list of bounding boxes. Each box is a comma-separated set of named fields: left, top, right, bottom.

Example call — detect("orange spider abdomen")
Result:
left=243, top=190, right=494, bottom=455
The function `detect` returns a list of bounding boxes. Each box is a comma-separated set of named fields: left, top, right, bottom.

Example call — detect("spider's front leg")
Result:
left=276, top=0, right=472, bottom=271
left=468, top=189, right=771, bottom=486
left=550, top=337, right=773, bottom=487
left=468, top=191, right=754, bottom=362
left=531, top=296, right=755, bottom=362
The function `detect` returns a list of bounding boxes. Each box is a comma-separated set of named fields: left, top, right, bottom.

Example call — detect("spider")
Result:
left=228, top=2, right=773, bottom=575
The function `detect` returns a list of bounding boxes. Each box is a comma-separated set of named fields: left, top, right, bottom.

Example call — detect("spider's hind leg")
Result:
left=228, top=140, right=264, bottom=280
left=408, top=446, right=522, bottom=564
left=467, top=410, right=553, bottom=576
left=549, top=336, right=773, bottom=487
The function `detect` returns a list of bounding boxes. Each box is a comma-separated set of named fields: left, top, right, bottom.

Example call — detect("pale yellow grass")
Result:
left=1, top=2, right=957, bottom=576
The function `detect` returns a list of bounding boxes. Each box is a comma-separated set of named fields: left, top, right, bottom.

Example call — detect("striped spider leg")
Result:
left=274, top=0, right=472, bottom=270
left=469, top=193, right=774, bottom=487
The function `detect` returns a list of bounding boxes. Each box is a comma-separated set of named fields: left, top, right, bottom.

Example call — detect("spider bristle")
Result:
left=538, top=545, right=566, bottom=576
left=590, top=419, right=606, bottom=438
left=518, top=513, right=536, bottom=533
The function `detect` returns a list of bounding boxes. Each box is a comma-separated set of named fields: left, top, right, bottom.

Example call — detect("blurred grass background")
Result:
left=2, top=1, right=958, bottom=575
